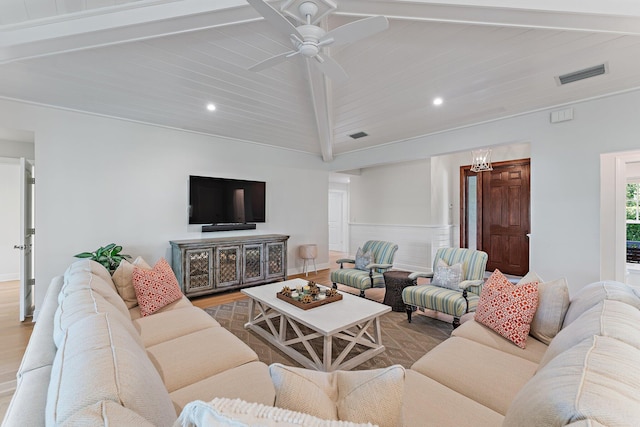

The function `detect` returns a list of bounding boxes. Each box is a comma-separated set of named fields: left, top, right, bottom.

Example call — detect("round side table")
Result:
left=298, top=244, right=318, bottom=276
left=383, top=271, right=414, bottom=312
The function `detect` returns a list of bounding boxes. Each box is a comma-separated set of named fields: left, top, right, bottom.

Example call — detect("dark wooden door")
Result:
left=481, top=161, right=530, bottom=275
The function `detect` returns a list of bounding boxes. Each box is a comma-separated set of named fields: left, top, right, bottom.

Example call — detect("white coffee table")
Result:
left=242, top=278, right=391, bottom=371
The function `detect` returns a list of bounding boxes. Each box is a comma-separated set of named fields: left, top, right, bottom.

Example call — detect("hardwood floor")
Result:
left=0, top=251, right=349, bottom=420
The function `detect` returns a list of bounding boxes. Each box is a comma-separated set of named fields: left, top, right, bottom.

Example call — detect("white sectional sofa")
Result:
left=4, top=258, right=640, bottom=426
left=2, top=260, right=276, bottom=426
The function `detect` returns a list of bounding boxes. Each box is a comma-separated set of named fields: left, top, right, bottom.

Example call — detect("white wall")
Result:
left=349, top=159, right=431, bottom=224
left=0, top=139, right=34, bottom=160
left=332, top=90, right=640, bottom=295
left=0, top=160, right=20, bottom=281
left=0, top=99, right=331, bottom=316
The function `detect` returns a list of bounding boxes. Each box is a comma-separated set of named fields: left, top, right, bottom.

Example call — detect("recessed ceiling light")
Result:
left=433, top=97, right=443, bottom=106
left=206, top=103, right=216, bottom=111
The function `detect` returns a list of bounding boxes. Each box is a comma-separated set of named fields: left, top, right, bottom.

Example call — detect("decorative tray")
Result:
left=276, top=282, right=343, bottom=310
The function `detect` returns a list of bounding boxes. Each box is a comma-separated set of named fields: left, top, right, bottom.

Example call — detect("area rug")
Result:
left=204, top=299, right=451, bottom=370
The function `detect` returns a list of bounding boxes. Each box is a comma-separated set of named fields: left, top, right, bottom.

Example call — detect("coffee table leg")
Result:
left=323, top=335, right=332, bottom=371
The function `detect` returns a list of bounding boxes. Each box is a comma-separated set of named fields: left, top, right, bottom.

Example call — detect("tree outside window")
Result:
left=627, top=183, right=640, bottom=242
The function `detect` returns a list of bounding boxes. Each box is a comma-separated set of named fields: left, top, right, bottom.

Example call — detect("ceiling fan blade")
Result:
left=249, top=50, right=297, bottom=72
left=247, top=0, right=301, bottom=38
left=312, top=54, right=349, bottom=84
left=321, top=16, right=389, bottom=47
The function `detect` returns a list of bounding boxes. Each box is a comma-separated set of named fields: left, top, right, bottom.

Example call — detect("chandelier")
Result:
left=471, top=149, right=493, bottom=172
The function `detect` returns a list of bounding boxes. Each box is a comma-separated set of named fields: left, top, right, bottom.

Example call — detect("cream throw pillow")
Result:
left=175, top=398, right=378, bottom=427
left=113, top=256, right=151, bottom=308
left=268, top=364, right=404, bottom=427
left=517, top=272, right=570, bottom=344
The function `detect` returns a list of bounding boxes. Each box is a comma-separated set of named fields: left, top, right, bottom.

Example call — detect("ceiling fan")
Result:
left=247, top=0, right=389, bottom=83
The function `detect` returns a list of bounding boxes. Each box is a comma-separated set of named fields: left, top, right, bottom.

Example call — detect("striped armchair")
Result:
left=402, top=248, right=488, bottom=328
left=331, top=240, right=398, bottom=297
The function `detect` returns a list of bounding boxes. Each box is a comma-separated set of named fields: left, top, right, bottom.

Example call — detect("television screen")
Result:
left=189, top=176, right=266, bottom=224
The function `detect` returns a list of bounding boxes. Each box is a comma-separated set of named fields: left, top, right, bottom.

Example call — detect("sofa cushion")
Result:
left=539, top=299, right=640, bottom=369
left=60, top=271, right=129, bottom=318
left=54, top=287, right=142, bottom=349
left=563, top=280, right=640, bottom=327
left=170, top=362, right=276, bottom=415
left=146, top=326, right=258, bottom=392
left=128, top=295, right=192, bottom=320
left=402, top=370, right=504, bottom=427
left=133, top=306, right=219, bottom=347
left=475, top=269, right=538, bottom=348
left=133, top=258, right=183, bottom=317
left=47, top=313, right=177, bottom=427
left=64, top=259, right=113, bottom=285
left=60, top=400, right=156, bottom=427
left=503, top=335, right=640, bottom=426
left=431, top=259, right=463, bottom=290
left=268, top=363, right=404, bottom=427
left=112, top=256, right=152, bottom=309
left=518, top=273, right=570, bottom=345
left=451, top=319, right=547, bottom=364
left=411, top=336, right=538, bottom=415
left=177, top=398, right=378, bottom=427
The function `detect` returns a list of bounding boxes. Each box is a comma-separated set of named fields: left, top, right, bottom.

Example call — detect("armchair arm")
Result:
left=366, top=263, right=393, bottom=272
left=408, top=271, right=434, bottom=281
left=336, top=258, right=355, bottom=268
left=459, top=279, right=484, bottom=292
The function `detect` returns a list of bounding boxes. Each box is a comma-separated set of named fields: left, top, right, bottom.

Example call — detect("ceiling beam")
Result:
left=4, top=0, right=640, bottom=64
left=336, top=0, right=640, bottom=36
left=304, top=59, right=334, bottom=162
left=0, top=1, right=255, bottom=64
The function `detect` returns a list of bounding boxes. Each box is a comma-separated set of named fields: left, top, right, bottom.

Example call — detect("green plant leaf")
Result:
left=103, top=243, right=116, bottom=251
left=112, top=245, right=123, bottom=255
left=74, top=252, right=95, bottom=259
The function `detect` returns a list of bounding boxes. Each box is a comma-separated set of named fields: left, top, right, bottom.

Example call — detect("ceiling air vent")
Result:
left=349, top=131, right=368, bottom=139
left=556, top=64, right=607, bottom=86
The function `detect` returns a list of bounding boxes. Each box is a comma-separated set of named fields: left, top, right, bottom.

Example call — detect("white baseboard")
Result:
left=0, top=273, right=19, bottom=282
left=287, top=263, right=330, bottom=277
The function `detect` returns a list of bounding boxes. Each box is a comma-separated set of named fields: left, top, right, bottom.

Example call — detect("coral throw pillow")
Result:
left=475, top=269, right=539, bottom=348
left=132, top=258, right=183, bottom=317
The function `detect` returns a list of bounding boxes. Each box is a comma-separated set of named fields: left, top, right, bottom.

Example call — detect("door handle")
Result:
left=14, top=245, right=25, bottom=250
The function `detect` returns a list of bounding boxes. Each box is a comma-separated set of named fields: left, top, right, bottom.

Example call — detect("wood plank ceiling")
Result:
left=1, top=0, right=640, bottom=162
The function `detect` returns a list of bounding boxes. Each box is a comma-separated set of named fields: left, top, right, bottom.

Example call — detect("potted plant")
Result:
left=74, top=243, right=131, bottom=273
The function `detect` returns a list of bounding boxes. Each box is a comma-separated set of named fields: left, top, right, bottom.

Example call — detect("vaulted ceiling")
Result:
left=2, top=0, right=640, bottom=162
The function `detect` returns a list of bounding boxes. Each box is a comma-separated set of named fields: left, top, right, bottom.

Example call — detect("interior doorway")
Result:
left=328, top=189, right=348, bottom=252
left=461, top=158, right=531, bottom=276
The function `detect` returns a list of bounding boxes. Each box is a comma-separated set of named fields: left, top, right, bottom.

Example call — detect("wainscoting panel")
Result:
left=348, top=224, right=454, bottom=272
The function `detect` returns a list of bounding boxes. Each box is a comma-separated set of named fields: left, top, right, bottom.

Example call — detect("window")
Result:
left=626, top=183, right=640, bottom=239
left=626, top=183, right=640, bottom=263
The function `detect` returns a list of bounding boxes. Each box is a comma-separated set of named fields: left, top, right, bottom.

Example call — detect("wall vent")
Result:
left=349, top=131, right=368, bottom=139
left=556, top=64, right=607, bottom=85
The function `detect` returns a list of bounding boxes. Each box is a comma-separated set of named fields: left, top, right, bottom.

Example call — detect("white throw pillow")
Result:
left=355, top=247, right=373, bottom=271
left=431, top=259, right=463, bottom=290
left=175, top=398, right=378, bottom=427
left=518, top=273, right=570, bottom=344
left=269, top=364, right=404, bottom=427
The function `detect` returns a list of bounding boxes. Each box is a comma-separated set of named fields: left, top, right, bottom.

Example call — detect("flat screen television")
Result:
left=189, top=175, right=266, bottom=224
